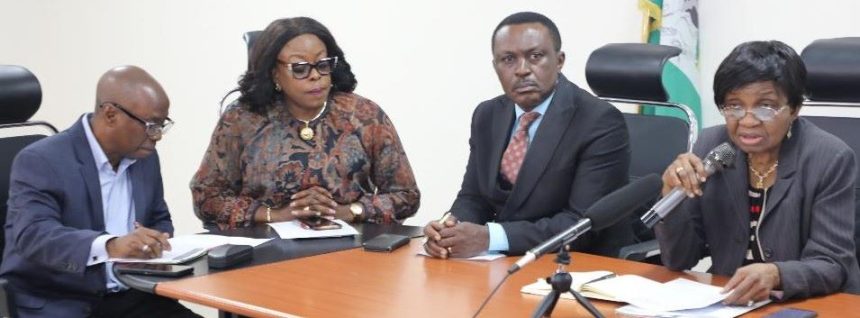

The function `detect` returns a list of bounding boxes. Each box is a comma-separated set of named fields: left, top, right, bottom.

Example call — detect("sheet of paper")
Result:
left=616, top=299, right=771, bottom=318
left=416, top=249, right=505, bottom=261
left=268, top=219, right=358, bottom=239
left=109, top=234, right=273, bottom=264
left=602, top=277, right=727, bottom=312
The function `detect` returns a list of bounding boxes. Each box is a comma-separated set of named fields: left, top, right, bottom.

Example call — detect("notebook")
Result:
left=522, top=273, right=747, bottom=312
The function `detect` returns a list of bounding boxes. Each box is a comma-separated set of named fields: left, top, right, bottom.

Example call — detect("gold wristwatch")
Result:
left=349, top=202, right=364, bottom=222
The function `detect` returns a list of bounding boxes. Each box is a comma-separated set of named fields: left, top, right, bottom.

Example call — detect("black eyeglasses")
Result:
left=100, top=102, right=174, bottom=137
left=278, top=56, right=338, bottom=80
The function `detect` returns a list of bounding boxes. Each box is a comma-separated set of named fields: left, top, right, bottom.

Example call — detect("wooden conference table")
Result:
left=133, top=232, right=860, bottom=317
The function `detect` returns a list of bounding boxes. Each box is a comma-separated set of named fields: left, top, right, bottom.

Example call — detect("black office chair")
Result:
left=800, top=37, right=860, bottom=264
left=585, top=43, right=698, bottom=262
left=0, top=65, right=58, bottom=318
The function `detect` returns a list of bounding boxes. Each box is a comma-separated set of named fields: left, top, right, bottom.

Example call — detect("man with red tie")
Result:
left=423, top=12, right=632, bottom=258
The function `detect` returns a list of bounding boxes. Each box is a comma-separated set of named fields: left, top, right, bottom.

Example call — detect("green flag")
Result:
left=639, top=0, right=702, bottom=130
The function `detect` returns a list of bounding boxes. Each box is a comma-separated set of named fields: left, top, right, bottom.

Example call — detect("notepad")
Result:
left=522, top=273, right=734, bottom=312
left=521, top=270, right=622, bottom=301
left=110, top=246, right=207, bottom=265
left=109, top=234, right=273, bottom=264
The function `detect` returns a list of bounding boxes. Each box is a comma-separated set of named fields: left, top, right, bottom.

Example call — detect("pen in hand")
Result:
left=436, top=212, right=454, bottom=256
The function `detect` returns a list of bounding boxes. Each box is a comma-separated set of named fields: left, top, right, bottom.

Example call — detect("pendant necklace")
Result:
left=749, top=157, right=779, bottom=189
left=297, top=101, right=327, bottom=141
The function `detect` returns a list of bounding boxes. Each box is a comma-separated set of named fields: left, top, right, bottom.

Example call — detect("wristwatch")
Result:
left=349, top=202, right=364, bottom=222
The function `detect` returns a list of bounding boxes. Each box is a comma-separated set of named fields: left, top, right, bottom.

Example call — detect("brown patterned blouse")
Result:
left=190, top=92, right=420, bottom=229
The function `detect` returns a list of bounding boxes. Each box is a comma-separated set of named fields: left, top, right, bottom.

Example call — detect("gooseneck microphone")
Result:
left=507, top=174, right=662, bottom=274
left=640, top=142, right=736, bottom=228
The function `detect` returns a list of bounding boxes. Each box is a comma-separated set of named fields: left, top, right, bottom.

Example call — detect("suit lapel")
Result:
left=129, top=165, right=147, bottom=226
left=721, top=143, right=750, bottom=233
left=71, top=117, right=105, bottom=230
left=487, top=100, right=515, bottom=190
left=762, top=123, right=799, bottom=219
left=504, top=77, right=576, bottom=213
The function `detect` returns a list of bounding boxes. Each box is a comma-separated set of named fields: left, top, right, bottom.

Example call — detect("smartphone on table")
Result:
left=116, top=263, right=194, bottom=277
left=299, top=216, right=343, bottom=230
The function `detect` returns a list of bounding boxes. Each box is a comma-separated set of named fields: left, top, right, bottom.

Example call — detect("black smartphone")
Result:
left=299, top=216, right=343, bottom=230
left=116, top=263, right=194, bottom=277
left=363, top=233, right=410, bottom=252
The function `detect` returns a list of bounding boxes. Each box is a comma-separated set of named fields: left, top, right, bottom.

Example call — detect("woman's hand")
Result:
left=662, top=153, right=708, bottom=197
left=289, top=186, right=338, bottom=219
left=721, top=263, right=781, bottom=306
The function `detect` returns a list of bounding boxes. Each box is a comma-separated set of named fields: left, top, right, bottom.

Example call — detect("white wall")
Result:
left=2, top=0, right=857, bottom=237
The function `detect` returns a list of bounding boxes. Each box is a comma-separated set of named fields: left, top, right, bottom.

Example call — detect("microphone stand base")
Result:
left=531, top=247, right=604, bottom=318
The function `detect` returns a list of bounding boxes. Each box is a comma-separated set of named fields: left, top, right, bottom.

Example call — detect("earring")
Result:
left=274, top=82, right=282, bottom=92
left=787, top=121, right=793, bottom=139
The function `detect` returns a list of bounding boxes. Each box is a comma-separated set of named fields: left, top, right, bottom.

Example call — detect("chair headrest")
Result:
left=0, top=65, right=42, bottom=124
left=802, top=37, right=860, bottom=103
left=586, top=43, right=681, bottom=102
left=243, top=31, right=262, bottom=69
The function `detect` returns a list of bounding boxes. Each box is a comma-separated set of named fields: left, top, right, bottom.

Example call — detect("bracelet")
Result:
left=262, top=203, right=272, bottom=223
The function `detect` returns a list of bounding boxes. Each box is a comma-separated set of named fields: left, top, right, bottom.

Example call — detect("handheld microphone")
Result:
left=508, top=174, right=662, bottom=274
left=640, top=142, right=736, bottom=228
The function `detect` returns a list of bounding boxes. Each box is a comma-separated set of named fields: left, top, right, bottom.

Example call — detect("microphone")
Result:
left=508, top=174, right=662, bottom=274
left=640, top=142, right=736, bottom=228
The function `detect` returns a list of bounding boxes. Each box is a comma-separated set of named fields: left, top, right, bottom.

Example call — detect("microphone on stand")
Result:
left=508, top=174, right=663, bottom=274
left=640, top=142, right=736, bottom=228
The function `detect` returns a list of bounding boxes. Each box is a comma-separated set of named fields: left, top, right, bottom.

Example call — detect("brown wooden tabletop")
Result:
left=156, top=239, right=860, bottom=317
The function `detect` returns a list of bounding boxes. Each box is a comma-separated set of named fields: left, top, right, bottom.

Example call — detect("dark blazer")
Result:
left=450, top=74, right=632, bottom=256
left=655, top=117, right=860, bottom=299
left=0, top=116, right=173, bottom=318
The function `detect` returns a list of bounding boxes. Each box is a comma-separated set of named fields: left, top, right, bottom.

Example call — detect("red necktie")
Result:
left=500, top=111, right=541, bottom=184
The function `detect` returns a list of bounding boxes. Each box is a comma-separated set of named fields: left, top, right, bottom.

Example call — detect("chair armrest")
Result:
left=618, top=239, right=661, bottom=262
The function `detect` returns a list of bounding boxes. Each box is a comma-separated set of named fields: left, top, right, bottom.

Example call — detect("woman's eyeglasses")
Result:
left=720, top=105, right=788, bottom=122
left=278, top=56, right=338, bottom=80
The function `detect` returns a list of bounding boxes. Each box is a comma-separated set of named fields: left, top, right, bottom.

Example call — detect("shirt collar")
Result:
left=81, top=114, right=136, bottom=172
left=514, top=90, right=555, bottom=118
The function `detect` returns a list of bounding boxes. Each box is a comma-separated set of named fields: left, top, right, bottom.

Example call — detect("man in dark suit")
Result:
left=423, top=12, right=631, bottom=258
left=0, top=66, right=199, bottom=317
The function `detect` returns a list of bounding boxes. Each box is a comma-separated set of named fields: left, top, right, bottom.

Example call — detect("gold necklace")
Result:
left=748, top=158, right=778, bottom=189
left=297, top=101, right=327, bottom=141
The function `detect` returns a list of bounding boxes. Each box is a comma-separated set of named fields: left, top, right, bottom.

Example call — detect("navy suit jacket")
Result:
left=0, top=116, right=173, bottom=317
left=450, top=75, right=632, bottom=256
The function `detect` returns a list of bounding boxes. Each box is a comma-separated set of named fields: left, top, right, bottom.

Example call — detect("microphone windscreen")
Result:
left=704, top=142, right=736, bottom=170
left=586, top=174, right=662, bottom=230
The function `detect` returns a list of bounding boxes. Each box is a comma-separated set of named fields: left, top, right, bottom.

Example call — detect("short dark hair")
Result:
left=229, top=17, right=357, bottom=115
left=713, top=40, right=807, bottom=110
left=491, top=12, right=562, bottom=52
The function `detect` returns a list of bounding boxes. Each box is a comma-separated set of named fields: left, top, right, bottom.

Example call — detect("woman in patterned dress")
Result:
left=191, top=17, right=419, bottom=229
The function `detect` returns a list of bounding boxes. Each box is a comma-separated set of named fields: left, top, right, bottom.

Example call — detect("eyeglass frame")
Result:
left=99, top=101, right=174, bottom=137
left=719, top=104, right=790, bottom=122
left=277, top=56, right=338, bottom=80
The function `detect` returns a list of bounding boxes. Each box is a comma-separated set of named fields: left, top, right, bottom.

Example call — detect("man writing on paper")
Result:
left=0, top=66, right=199, bottom=317
left=423, top=12, right=631, bottom=258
